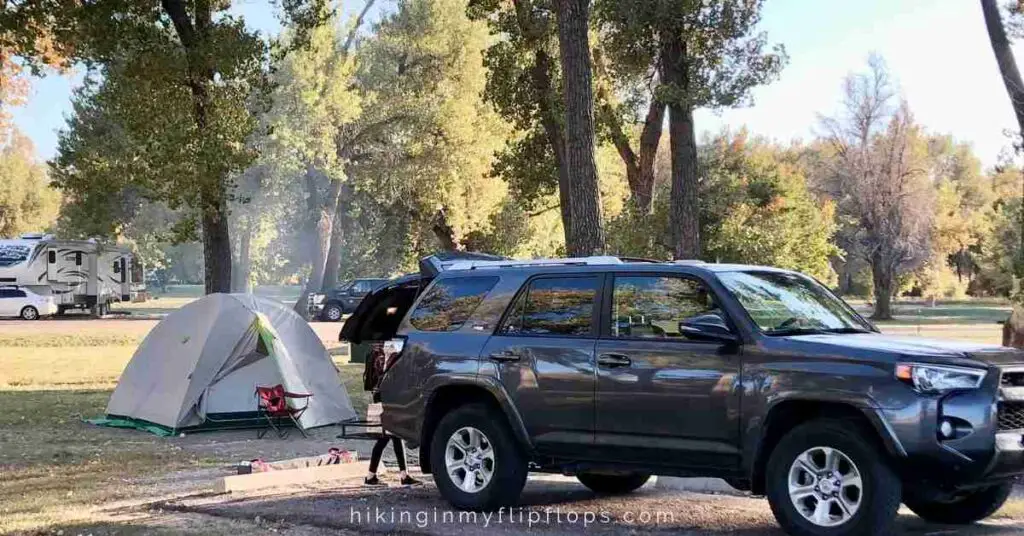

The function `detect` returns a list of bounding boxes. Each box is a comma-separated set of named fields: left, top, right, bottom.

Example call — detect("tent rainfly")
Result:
left=97, top=294, right=356, bottom=435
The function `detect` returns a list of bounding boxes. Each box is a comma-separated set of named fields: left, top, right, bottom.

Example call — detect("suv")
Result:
left=310, top=278, right=388, bottom=321
left=0, top=286, right=57, bottom=320
left=341, top=256, right=1024, bottom=536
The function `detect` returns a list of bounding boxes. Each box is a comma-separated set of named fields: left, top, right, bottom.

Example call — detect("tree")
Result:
left=699, top=131, right=839, bottom=283
left=595, top=0, right=786, bottom=259
left=468, top=0, right=575, bottom=244
left=818, top=58, right=934, bottom=320
left=265, top=4, right=373, bottom=314
left=7, top=1, right=331, bottom=294
left=345, top=0, right=510, bottom=260
left=554, top=0, right=604, bottom=255
left=0, top=128, right=60, bottom=236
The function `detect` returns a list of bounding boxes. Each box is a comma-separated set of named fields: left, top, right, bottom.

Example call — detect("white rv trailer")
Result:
left=0, top=233, right=143, bottom=316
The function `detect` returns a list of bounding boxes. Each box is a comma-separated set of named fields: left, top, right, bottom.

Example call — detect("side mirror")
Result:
left=678, top=316, right=738, bottom=343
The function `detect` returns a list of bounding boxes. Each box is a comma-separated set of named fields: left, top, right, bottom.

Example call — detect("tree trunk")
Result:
left=200, top=197, right=232, bottom=295
left=431, top=209, right=459, bottom=252
left=555, top=0, right=605, bottom=257
left=597, top=97, right=664, bottom=214
left=531, top=49, right=574, bottom=244
left=662, top=32, right=701, bottom=259
left=294, top=171, right=342, bottom=317
left=321, top=183, right=352, bottom=293
left=981, top=0, right=1024, bottom=135
left=636, top=100, right=665, bottom=214
left=162, top=0, right=231, bottom=294
left=870, top=251, right=894, bottom=320
left=232, top=214, right=253, bottom=293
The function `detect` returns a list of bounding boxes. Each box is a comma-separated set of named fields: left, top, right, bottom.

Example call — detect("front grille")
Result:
left=1002, top=371, right=1024, bottom=387
left=998, top=401, right=1024, bottom=431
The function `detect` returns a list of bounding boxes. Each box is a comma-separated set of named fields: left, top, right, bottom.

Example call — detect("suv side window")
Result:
left=501, top=276, right=599, bottom=337
left=409, top=276, right=499, bottom=332
left=612, top=275, right=723, bottom=339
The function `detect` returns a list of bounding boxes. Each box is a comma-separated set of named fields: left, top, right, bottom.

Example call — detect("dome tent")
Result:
left=98, top=294, right=356, bottom=435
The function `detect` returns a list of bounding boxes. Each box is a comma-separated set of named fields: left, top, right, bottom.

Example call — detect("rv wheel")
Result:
left=20, top=306, right=39, bottom=320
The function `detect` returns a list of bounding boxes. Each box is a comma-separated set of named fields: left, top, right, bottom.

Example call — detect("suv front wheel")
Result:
left=903, top=482, right=1013, bottom=524
left=430, top=403, right=527, bottom=511
left=765, top=419, right=901, bottom=536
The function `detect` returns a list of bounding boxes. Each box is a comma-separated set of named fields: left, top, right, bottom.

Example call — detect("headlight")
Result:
left=895, top=363, right=987, bottom=393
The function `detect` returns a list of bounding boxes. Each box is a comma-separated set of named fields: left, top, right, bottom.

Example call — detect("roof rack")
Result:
left=447, top=256, right=625, bottom=271
left=671, top=259, right=706, bottom=265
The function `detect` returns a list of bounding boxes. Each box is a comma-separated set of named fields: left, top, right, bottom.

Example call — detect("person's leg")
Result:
left=365, top=437, right=389, bottom=484
left=391, top=438, right=421, bottom=485
left=392, top=437, right=407, bottom=472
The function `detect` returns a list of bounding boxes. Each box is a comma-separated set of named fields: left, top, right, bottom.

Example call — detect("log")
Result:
left=215, top=460, right=369, bottom=493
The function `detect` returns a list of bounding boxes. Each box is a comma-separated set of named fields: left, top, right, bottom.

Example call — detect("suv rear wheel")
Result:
left=577, top=471, right=650, bottom=494
left=429, top=403, right=527, bottom=510
left=903, top=482, right=1013, bottom=524
left=765, top=419, right=900, bottom=536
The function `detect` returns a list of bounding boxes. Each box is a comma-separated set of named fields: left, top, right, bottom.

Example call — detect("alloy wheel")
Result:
left=788, top=446, right=863, bottom=527
left=445, top=426, right=495, bottom=494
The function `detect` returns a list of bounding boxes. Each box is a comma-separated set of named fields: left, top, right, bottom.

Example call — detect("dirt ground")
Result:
left=39, top=476, right=1024, bottom=536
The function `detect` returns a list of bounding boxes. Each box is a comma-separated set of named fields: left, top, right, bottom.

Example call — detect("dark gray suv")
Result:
left=341, top=255, right=1024, bottom=536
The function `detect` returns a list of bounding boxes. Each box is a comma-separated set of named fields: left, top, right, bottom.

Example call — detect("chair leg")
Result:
left=290, top=414, right=308, bottom=438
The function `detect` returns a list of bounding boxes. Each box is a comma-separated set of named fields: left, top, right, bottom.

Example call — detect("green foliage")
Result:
left=594, top=0, right=787, bottom=110
left=0, top=130, right=61, bottom=237
left=698, top=131, right=839, bottom=283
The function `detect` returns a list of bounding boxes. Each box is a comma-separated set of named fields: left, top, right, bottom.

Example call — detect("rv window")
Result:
left=113, top=261, right=120, bottom=273
left=48, top=250, right=55, bottom=264
left=0, top=245, right=30, bottom=268
left=75, top=252, right=82, bottom=266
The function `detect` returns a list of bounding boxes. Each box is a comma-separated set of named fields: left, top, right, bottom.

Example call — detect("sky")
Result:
left=10, top=0, right=1024, bottom=168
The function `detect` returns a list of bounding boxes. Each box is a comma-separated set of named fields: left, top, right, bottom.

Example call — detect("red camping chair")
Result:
left=255, top=385, right=312, bottom=439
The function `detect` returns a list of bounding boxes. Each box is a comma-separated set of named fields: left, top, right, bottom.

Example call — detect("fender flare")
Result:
left=420, top=374, right=534, bottom=453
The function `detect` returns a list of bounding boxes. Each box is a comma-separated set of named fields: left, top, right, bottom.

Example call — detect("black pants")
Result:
left=369, top=436, right=407, bottom=473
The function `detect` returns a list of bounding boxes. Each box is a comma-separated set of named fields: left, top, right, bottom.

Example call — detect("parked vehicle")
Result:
left=341, top=255, right=1024, bottom=536
left=0, top=233, right=144, bottom=317
left=309, top=279, right=389, bottom=321
left=0, top=285, right=58, bottom=320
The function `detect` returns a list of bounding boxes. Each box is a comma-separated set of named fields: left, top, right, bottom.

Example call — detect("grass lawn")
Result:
left=0, top=318, right=361, bottom=534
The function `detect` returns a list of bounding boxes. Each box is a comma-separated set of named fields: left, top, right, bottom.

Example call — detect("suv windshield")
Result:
left=717, top=270, right=873, bottom=335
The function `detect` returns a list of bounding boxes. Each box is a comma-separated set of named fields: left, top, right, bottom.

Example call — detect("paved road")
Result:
left=170, top=477, right=1024, bottom=535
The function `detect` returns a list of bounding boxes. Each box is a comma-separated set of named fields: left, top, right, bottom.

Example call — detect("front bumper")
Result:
left=308, top=294, right=326, bottom=317
left=881, top=367, right=1024, bottom=487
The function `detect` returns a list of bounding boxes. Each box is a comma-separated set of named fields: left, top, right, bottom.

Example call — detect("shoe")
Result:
left=364, top=475, right=383, bottom=486
left=400, top=475, right=422, bottom=486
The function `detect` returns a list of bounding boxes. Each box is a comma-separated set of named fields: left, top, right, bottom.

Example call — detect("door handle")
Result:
left=489, top=350, right=521, bottom=362
left=597, top=353, right=632, bottom=368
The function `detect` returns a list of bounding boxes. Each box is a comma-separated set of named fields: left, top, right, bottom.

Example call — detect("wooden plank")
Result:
left=215, top=460, right=370, bottom=493
left=247, top=452, right=359, bottom=472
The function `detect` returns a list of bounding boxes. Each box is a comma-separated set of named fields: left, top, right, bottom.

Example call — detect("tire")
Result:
left=765, top=419, right=901, bottom=536
left=904, top=482, right=1013, bottom=525
left=56, top=305, right=66, bottom=316
left=20, top=306, right=39, bottom=320
left=322, top=303, right=344, bottom=322
left=429, top=403, right=527, bottom=510
left=577, top=472, right=650, bottom=494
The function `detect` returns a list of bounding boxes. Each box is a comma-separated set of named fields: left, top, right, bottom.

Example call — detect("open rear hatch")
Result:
left=339, top=252, right=507, bottom=344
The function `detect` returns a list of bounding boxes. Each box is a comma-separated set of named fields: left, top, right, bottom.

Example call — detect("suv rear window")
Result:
left=409, top=276, right=499, bottom=332
left=501, top=276, right=599, bottom=336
